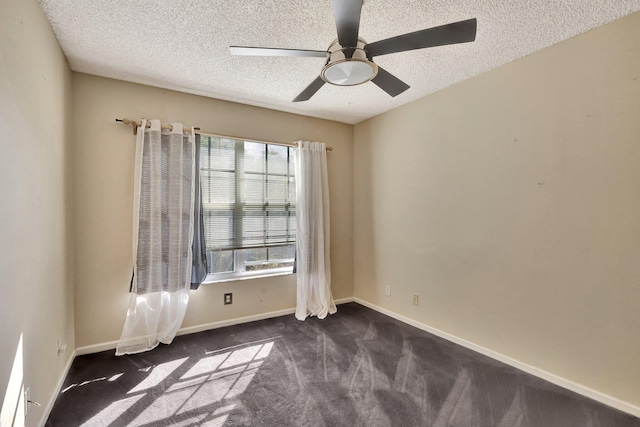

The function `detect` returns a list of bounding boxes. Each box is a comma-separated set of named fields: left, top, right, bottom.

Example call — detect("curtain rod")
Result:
left=115, top=118, right=333, bottom=151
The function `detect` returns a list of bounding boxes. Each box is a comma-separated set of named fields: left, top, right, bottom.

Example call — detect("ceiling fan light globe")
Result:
left=321, top=39, right=377, bottom=86
left=322, top=60, right=377, bottom=86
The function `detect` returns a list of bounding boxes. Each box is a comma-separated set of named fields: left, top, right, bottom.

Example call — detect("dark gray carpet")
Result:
left=46, top=303, right=639, bottom=426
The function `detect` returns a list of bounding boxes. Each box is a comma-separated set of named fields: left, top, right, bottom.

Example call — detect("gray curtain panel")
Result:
left=191, top=133, right=208, bottom=289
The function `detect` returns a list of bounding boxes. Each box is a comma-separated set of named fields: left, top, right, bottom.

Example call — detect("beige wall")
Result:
left=71, top=74, right=353, bottom=348
left=353, top=11, right=640, bottom=407
left=0, top=0, right=74, bottom=426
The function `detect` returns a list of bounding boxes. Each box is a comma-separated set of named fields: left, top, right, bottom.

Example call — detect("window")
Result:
left=200, top=136, right=296, bottom=282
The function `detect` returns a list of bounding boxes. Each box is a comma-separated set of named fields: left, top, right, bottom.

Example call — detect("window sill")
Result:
left=202, top=269, right=294, bottom=285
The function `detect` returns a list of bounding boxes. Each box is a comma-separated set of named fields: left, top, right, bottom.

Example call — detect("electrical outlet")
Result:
left=24, top=387, right=30, bottom=416
left=224, top=293, right=233, bottom=305
left=385, top=285, right=391, bottom=296
left=23, top=387, right=41, bottom=416
left=412, top=294, right=419, bottom=306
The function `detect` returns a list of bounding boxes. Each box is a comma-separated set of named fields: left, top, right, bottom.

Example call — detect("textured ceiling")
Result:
left=39, top=0, right=640, bottom=124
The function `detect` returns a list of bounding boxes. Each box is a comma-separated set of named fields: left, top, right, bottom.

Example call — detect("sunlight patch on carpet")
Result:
left=80, top=394, right=145, bottom=427
left=114, top=340, right=274, bottom=426
left=127, top=357, right=188, bottom=394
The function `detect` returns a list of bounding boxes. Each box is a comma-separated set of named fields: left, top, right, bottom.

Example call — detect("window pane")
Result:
left=267, top=145, right=288, bottom=175
left=245, top=248, right=267, bottom=262
left=202, top=170, right=235, bottom=204
left=242, top=209, right=266, bottom=246
left=207, top=250, right=233, bottom=274
left=244, top=142, right=265, bottom=173
left=266, top=175, right=287, bottom=201
left=268, top=244, right=295, bottom=261
left=209, top=138, right=235, bottom=170
left=265, top=214, right=288, bottom=244
left=243, top=173, right=264, bottom=203
left=204, top=209, right=235, bottom=249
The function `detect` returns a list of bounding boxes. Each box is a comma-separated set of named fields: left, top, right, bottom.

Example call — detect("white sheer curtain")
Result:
left=295, top=141, right=336, bottom=320
left=116, top=119, right=196, bottom=355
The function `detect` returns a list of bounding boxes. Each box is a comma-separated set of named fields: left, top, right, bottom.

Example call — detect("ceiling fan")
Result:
left=230, top=0, right=477, bottom=102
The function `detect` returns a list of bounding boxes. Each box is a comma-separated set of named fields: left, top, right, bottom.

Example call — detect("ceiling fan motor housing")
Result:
left=321, top=38, right=378, bottom=86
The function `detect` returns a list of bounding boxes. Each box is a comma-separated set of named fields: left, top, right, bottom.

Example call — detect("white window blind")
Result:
left=200, top=136, right=296, bottom=252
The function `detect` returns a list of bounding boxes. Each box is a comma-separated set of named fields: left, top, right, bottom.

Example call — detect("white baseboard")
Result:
left=176, top=307, right=297, bottom=336
left=180, top=297, right=354, bottom=335
left=354, top=297, right=640, bottom=418
left=75, top=297, right=355, bottom=356
left=38, top=350, right=76, bottom=427
left=76, top=340, right=119, bottom=356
